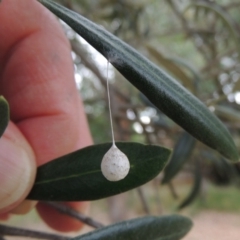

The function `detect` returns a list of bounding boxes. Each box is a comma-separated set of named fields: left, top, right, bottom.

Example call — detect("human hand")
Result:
left=0, top=0, right=92, bottom=232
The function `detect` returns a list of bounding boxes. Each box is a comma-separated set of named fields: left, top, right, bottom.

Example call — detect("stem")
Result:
left=0, top=225, right=69, bottom=240
left=168, top=182, right=179, bottom=200
left=153, top=178, right=162, bottom=214
left=44, top=202, right=104, bottom=229
left=137, top=187, right=150, bottom=214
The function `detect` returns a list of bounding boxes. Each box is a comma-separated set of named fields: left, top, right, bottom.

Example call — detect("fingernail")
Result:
left=0, top=137, right=35, bottom=211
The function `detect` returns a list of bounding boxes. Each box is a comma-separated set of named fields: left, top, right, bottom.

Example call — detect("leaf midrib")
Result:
left=35, top=164, right=134, bottom=185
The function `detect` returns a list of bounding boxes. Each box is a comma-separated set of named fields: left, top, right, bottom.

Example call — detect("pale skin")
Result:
left=0, top=0, right=92, bottom=232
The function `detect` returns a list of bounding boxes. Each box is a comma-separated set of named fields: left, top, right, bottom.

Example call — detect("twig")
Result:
left=153, top=178, right=162, bottom=214
left=168, top=182, right=179, bottom=200
left=66, top=0, right=73, bottom=9
left=0, top=225, right=70, bottom=240
left=206, top=94, right=227, bottom=106
left=44, top=202, right=104, bottom=229
left=166, top=0, right=210, bottom=61
left=136, top=187, right=151, bottom=215
left=223, top=1, right=240, bottom=10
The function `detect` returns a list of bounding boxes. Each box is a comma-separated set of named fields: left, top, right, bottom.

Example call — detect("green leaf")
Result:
left=0, top=96, right=9, bottom=138
left=71, top=215, right=192, bottom=240
left=38, top=0, right=239, bottom=161
left=27, top=142, right=170, bottom=201
left=178, top=161, right=202, bottom=210
left=162, top=132, right=196, bottom=184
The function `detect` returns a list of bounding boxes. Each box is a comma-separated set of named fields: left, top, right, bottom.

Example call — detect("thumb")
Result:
left=0, top=122, right=36, bottom=213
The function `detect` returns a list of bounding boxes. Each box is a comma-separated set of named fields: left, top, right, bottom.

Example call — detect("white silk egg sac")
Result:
left=101, top=145, right=130, bottom=181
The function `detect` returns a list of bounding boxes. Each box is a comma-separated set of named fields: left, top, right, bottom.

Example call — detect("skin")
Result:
left=0, top=0, right=92, bottom=232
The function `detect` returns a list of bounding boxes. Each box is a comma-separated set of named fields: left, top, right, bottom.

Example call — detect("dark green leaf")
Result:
left=71, top=215, right=192, bottom=240
left=0, top=96, right=9, bottom=138
left=27, top=142, right=170, bottom=201
left=178, top=161, right=202, bottom=210
left=38, top=0, right=238, bottom=161
left=162, top=132, right=196, bottom=184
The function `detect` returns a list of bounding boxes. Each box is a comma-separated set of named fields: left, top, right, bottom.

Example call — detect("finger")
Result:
left=0, top=0, right=92, bottom=165
left=0, top=0, right=92, bottom=230
left=36, top=201, right=89, bottom=232
left=0, top=212, right=10, bottom=221
left=0, top=121, right=36, bottom=213
left=10, top=200, right=37, bottom=215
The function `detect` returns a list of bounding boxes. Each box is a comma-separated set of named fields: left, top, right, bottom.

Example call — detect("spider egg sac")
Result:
left=101, top=145, right=130, bottom=181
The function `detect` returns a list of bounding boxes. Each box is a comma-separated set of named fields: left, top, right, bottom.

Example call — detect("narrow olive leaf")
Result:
left=71, top=215, right=192, bottom=240
left=27, top=142, right=170, bottom=201
left=38, top=0, right=238, bottom=161
left=162, top=132, right=196, bottom=184
left=0, top=96, right=9, bottom=138
left=178, top=162, right=202, bottom=210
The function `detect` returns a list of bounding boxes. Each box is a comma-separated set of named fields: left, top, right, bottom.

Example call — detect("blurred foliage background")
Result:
left=53, top=0, right=240, bottom=220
